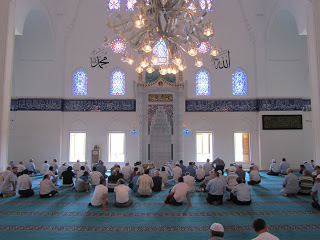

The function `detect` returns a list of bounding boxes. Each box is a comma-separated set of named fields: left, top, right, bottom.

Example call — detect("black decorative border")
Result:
left=185, top=99, right=311, bottom=112
left=10, top=99, right=136, bottom=112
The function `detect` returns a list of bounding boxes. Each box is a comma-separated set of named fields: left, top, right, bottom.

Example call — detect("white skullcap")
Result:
left=210, top=223, right=224, bottom=232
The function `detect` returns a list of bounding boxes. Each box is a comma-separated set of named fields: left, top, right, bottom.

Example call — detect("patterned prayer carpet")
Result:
left=0, top=172, right=319, bottom=240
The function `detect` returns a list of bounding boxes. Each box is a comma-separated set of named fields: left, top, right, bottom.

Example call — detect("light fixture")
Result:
left=146, top=65, right=155, bottom=74
left=107, top=0, right=218, bottom=73
left=195, top=57, right=203, bottom=68
left=210, top=47, right=219, bottom=57
left=135, top=65, right=143, bottom=73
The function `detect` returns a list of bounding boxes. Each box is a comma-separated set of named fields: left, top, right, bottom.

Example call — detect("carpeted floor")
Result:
left=0, top=172, right=319, bottom=240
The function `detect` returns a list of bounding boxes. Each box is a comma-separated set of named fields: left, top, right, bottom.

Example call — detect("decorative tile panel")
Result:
left=148, top=105, right=173, bottom=134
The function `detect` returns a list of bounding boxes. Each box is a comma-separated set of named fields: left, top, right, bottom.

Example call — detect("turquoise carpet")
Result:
left=0, top=172, right=319, bottom=240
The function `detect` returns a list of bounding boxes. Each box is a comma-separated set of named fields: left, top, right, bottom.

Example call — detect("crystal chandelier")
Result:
left=105, top=0, right=219, bottom=74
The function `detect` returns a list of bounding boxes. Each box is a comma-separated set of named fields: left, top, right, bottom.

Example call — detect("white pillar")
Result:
left=0, top=0, right=15, bottom=172
left=137, top=87, right=147, bottom=163
left=307, top=0, right=320, bottom=165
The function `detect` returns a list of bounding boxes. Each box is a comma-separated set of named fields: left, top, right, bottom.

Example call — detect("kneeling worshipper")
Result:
left=90, top=166, right=104, bottom=187
left=206, top=171, right=226, bottom=205
left=75, top=171, right=90, bottom=192
left=89, top=179, right=108, bottom=211
left=209, top=223, right=225, bottom=240
left=137, top=169, right=154, bottom=197
left=197, top=170, right=214, bottom=192
left=183, top=172, right=195, bottom=193
left=39, top=175, right=58, bottom=198
left=152, top=170, right=164, bottom=192
left=299, top=170, right=314, bottom=195
left=252, top=218, right=279, bottom=240
left=173, top=163, right=182, bottom=182
left=226, top=166, right=238, bottom=191
left=235, top=164, right=246, bottom=183
left=248, top=167, right=261, bottom=185
left=159, top=167, right=169, bottom=185
left=0, top=167, right=18, bottom=197
left=195, top=165, right=205, bottom=182
left=281, top=168, right=300, bottom=196
left=59, top=166, right=75, bottom=186
left=267, top=159, right=280, bottom=176
left=165, top=177, right=192, bottom=206
left=26, top=159, right=36, bottom=174
left=227, top=177, right=251, bottom=205
left=114, top=178, right=133, bottom=208
left=17, top=169, right=34, bottom=198
left=45, top=166, right=59, bottom=186
left=107, top=170, right=120, bottom=192
left=312, top=175, right=320, bottom=210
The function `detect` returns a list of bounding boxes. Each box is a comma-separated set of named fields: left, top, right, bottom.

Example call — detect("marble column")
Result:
left=307, top=0, right=320, bottom=165
left=137, top=86, right=147, bottom=163
left=174, top=87, right=184, bottom=162
left=0, top=0, right=15, bottom=172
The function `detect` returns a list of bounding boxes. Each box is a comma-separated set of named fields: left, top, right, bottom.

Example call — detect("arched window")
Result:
left=126, top=0, right=137, bottom=11
left=153, top=39, right=169, bottom=65
left=232, top=68, right=248, bottom=95
left=110, top=68, right=125, bottom=95
left=196, top=69, right=211, bottom=96
left=107, top=0, right=120, bottom=11
left=72, top=68, right=88, bottom=95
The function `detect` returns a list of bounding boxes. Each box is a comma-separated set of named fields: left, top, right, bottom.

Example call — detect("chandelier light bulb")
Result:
left=171, top=67, right=178, bottom=75
left=178, top=64, right=186, bottom=71
left=143, top=43, right=152, bottom=53
left=127, top=58, right=134, bottom=65
left=204, top=25, right=214, bottom=37
left=195, top=57, right=203, bottom=67
left=159, top=66, right=167, bottom=75
left=135, top=66, right=143, bottom=73
left=146, top=65, right=155, bottom=73
left=210, top=48, right=219, bottom=57
left=151, top=56, right=158, bottom=65
left=120, top=55, right=127, bottom=62
left=167, top=65, right=173, bottom=74
left=135, top=15, right=145, bottom=29
left=174, top=56, right=182, bottom=65
left=140, top=59, right=149, bottom=68
left=188, top=47, right=197, bottom=57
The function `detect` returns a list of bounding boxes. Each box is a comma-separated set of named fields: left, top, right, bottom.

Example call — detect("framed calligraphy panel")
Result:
left=262, top=115, right=303, bottom=130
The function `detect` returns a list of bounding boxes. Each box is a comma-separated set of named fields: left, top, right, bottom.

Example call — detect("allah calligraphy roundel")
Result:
left=111, top=39, right=126, bottom=53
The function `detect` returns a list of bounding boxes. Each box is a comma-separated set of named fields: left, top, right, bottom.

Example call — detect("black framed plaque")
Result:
left=262, top=115, right=303, bottom=130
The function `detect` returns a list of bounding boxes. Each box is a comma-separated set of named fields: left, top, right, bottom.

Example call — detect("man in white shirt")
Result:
left=90, top=166, right=103, bottom=187
left=84, top=161, right=91, bottom=173
left=0, top=167, right=18, bottom=197
left=165, top=177, right=192, bottom=206
left=45, top=166, right=58, bottom=185
left=40, top=161, right=50, bottom=175
left=73, top=160, right=81, bottom=176
left=183, top=172, right=195, bottom=193
left=267, top=159, right=280, bottom=176
left=227, top=177, right=251, bottom=205
left=39, top=175, right=58, bottom=198
left=51, top=159, right=59, bottom=174
left=58, top=163, right=68, bottom=177
left=17, top=162, right=26, bottom=177
left=196, top=165, right=205, bottom=182
left=203, top=159, right=213, bottom=176
left=89, top=179, right=108, bottom=211
left=248, top=167, right=261, bottom=185
left=114, top=178, right=133, bottom=207
left=137, top=169, right=154, bottom=197
left=26, top=159, right=36, bottom=174
left=18, top=169, right=34, bottom=198
left=122, top=162, right=132, bottom=180
left=281, top=168, right=299, bottom=196
left=3, top=166, right=12, bottom=180
left=252, top=219, right=279, bottom=240
left=173, top=163, right=182, bottom=182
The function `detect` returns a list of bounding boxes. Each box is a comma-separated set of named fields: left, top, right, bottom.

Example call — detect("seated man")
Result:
left=235, top=164, right=246, bottom=183
left=197, top=170, right=214, bottom=192
left=226, top=167, right=238, bottom=191
left=0, top=167, right=18, bottom=197
left=267, top=159, right=280, bottom=176
left=39, top=175, right=58, bottom=198
left=90, top=166, right=103, bottom=187
left=165, top=177, right=192, bottom=206
left=183, top=172, right=195, bottom=193
left=96, top=160, right=107, bottom=178
left=173, top=163, right=182, bottom=182
left=59, top=166, right=75, bottom=186
left=107, top=170, right=119, bottom=192
left=40, top=161, right=50, bottom=175
left=312, top=175, right=320, bottom=210
left=122, top=162, right=132, bottom=180
left=73, top=160, right=81, bottom=177
left=57, top=163, right=68, bottom=178
left=203, top=159, right=213, bottom=176
left=17, top=162, right=26, bottom=177
left=130, top=171, right=141, bottom=192
left=281, top=168, right=299, bottom=196
left=195, top=165, right=205, bottom=182
left=89, top=179, right=108, bottom=211
left=209, top=223, right=224, bottom=240
left=114, top=178, right=133, bottom=208
left=152, top=171, right=163, bottom=192
left=206, top=171, right=226, bottom=205
left=17, top=169, right=34, bottom=198
left=26, top=159, right=36, bottom=174
left=159, top=167, right=169, bottom=185
left=45, top=166, right=58, bottom=186
left=227, top=177, right=251, bottom=205
left=75, top=171, right=90, bottom=192
left=137, top=169, right=154, bottom=197
left=252, top=219, right=279, bottom=240
left=299, top=170, right=314, bottom=195
left=248, top=167, right=261, bottom=185
left=279, top=158, right=290, bottom=175
left=185, top=162, right=196, bottom=177
left=76, top=166, right=85, bottom=181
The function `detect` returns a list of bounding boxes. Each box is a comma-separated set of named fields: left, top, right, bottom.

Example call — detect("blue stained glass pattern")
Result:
left=196, top=69, right=211, bottom=96
left=111, top=39, right=126, bottom=53
left=187, top=0, right=196, bottom=11
left=107, top=0, right=120, bottom=11
left=110, top=68, right=125, bottom=95
left=126, top=0, right=137, bottom=11
left=197, top=42, right=210, bottom=53
left=153, top=40, right=169, bottom=65
left=232, top=68, right=248, bottom=95
left=199, top=0, right=212, bottom=11
left=72, top=68, right=88, bottom=95
left=207, top=0, right=213, bottom=11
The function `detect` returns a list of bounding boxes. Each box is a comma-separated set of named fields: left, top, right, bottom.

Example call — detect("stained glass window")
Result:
left=232, top=68, right=248, bottom=95
left=197, top=42, right=210, bottom=53
left=198, top=0, right=212, bottom=11
left=107, top=0, right=120, bottom=11
left=72, top=68, right=87, bottom=95
left=110, top=68, right=125, bottom=95
left=187, top=0, right=196, bottom=11
left=207, top=0, right=213, bottom=11
left=196, top=69, right=211, bottom=96
left=126, top=0, right=137, bottom=11
left=153, top=40, right=169, bottom=65
left=111, top=39, right=126, bottom=53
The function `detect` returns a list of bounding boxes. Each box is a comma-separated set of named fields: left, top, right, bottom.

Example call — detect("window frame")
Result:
left=195, top=131, right=214, bottom=162
left=69, top=131, right=87, bottom=163
left=107, top=131, right=127, bottom=163
left=234, top=131, right=251, bottom=162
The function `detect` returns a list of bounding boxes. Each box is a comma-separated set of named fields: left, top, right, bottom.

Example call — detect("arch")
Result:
left=196, top=69, right=211, bottom=96
left=232, top=68, right=248, bottom=95
left=72, top=68, right=88, bottom=95
left=152, top=40, right=169, bottom=66
left=110, top=68, right=125, bottom=95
